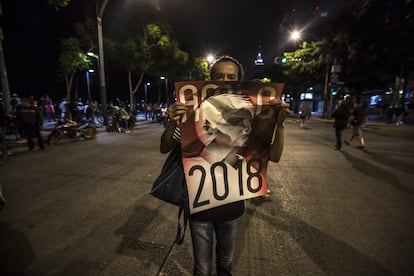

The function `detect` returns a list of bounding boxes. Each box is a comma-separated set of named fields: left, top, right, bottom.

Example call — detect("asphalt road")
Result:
left=1, top=118, right=413, bottom=275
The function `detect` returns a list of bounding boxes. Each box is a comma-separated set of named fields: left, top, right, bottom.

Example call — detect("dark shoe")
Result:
left=344, top=140, right=350, bottom=146
left=334, top=146, right=342, bottom=150
left=357, top=145, right=365, bottom=149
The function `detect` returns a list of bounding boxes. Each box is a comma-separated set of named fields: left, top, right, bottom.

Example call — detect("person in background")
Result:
left=160, top=104, right=169, bottom=128
left=10, top=93, right=21, bottom=114
left=161, top=55, right=290, bottom=275
left=299, top=101, right=311, bottom=128
left=118, top=105, right=131, bottom=133
left=59, top=98, right=69, bottom=120
left=344, top=100, right=366, bottom=149
left=331, top=99, right=350, bottom=150
left=395, top=102, right=406, bottom=125
left=86, top=101, right=97, bottom=126
left=45, top=100, right=56, bottom=122
left=15, top=97, right=45, bottom=151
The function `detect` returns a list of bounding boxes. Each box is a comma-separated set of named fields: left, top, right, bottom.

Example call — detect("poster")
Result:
left=175, top=81, right=284, bottom=214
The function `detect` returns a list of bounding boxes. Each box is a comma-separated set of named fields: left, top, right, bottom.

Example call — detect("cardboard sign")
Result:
left=175, top=81, right=284, bottom=214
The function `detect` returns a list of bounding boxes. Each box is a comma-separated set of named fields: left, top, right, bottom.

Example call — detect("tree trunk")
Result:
left=128, top=71, right=144, bottom=111
left=65, top=73, right=75, bottom=100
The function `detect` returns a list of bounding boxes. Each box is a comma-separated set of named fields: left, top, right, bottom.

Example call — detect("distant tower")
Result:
left=254, top=42, right=264, bottom=66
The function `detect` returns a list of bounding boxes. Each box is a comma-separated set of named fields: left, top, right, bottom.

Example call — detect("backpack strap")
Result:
left=175, top=206, right=189, bottom=244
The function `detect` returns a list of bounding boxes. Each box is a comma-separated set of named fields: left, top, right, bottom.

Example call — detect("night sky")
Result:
left=0, top=0, right=356, bottom=103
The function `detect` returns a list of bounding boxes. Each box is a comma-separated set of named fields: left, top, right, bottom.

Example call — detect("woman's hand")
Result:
left=168, top=102, right=187, bottom=122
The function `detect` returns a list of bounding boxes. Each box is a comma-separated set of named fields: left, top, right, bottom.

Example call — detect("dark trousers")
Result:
left=22, top=124, right=44, bottom=150
left=335, top=127, right=343, bottom=148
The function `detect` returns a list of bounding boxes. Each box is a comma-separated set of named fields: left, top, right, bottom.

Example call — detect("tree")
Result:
left=185, top=57, right=210, bottom=81
left=74, top=17, right=97, bottom=54
left=281, top=32, right=359, bottom=117
left=58, top=37, right=90, bottom=100
left=108, top=23, right=192, bottom=108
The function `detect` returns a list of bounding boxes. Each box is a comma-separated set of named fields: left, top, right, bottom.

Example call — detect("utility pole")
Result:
left=96, top=0, right=110, bottom=129
left=0, top=1, right=11, bottom=113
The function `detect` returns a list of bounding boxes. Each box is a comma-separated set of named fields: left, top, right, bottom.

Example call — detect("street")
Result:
left=1, top=117, right=414, bottom=275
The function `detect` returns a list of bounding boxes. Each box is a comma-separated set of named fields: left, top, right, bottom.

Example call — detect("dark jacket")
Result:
left=332, top=105, right=350, bottom=129
left=350, top=105, right=366, bottom=126
left=16, top=105, right=43, bottom=126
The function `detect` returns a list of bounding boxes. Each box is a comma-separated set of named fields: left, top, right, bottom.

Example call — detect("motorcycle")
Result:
left=47, top=119, right=97, bottom=145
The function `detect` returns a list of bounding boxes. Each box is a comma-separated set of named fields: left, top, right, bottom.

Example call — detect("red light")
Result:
left=291, top=7, right=296, bottom=13
left=315, top=5, right=320, bottom=11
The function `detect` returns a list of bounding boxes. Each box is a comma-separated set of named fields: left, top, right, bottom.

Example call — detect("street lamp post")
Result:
left=160, top=76, right=168, bottom=105
left=96, top=0, right=110, bottom=129
left=144, top=82, right=150, bottom=104
left=144, top=82, right=150, bottom=120
left=86, top=69, right=94, bottom=103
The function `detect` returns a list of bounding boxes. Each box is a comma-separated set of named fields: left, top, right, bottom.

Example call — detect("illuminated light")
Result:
left=315, top=5, right=320, bottom=11
left=291, top=30, right=301, bottom=40
left=206, top=54, right=215, bottom=64
left=291, top=7, right=296, bottom=13
left=281, top=57, right=288, bottom=63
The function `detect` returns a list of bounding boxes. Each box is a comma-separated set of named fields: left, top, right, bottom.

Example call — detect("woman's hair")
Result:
left=209, top=55, right=245, bottom=81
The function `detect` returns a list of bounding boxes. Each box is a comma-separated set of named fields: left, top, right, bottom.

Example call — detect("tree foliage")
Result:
left=58, top=37, right=91, bottom=100
left=280, top=31, right=360, bottom=116
left=107, top=23, right=194, bottom=106
left=74, top=17, right=97, bottom=53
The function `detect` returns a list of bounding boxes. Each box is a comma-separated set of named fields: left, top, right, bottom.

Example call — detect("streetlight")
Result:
left=160, top=76, right=168, bottom=105
left=96, top=0, right=110, bottom=129
left=144, top=82, right=150, bottom=120
left=206, top=54, right=215, bottom=67
left=86, top=52, right=97, bottom=103
left=290, top=30, right=302, bottom=50
left=290, top=30, right=301, bottom=41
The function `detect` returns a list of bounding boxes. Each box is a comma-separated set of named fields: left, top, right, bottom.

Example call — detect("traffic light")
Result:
left=274, top=56, right=290, bottom=65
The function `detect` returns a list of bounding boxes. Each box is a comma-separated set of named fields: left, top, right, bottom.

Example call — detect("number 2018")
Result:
left=189, top=158, right=263, bottom=209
